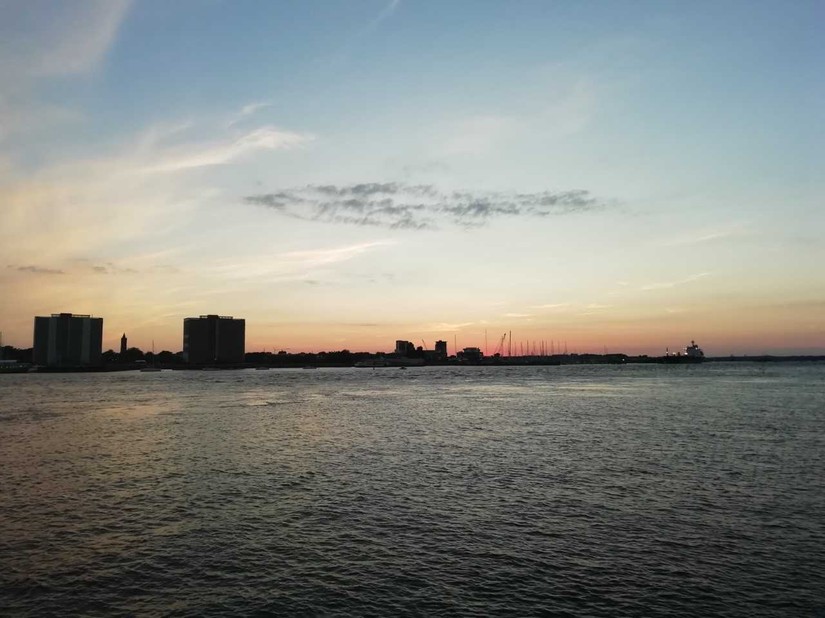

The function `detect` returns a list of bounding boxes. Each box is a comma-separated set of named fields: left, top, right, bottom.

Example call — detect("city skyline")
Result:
left=1, top=1, right=823, bottom=355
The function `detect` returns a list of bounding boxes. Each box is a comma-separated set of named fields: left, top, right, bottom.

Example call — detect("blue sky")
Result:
left=1, top=0, right=823, bottom=354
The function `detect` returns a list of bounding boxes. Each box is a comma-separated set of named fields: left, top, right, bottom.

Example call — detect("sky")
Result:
left=1, top=0, right=823, bottom=356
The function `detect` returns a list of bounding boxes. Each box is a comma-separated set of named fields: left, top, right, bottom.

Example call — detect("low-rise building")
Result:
left=458, top=347, right=483, bottom=363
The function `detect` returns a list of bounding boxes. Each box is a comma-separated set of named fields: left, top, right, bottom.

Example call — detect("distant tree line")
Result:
left=1, top=346, right=32, bottom=363
left=108, top=348, right=378, bottom=366
left=101, top=347, right=186, bottom=365
left=2, top=344, right=381, bottom=367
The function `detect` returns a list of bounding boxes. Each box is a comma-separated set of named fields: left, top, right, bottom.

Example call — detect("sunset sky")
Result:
left=1, top=0, right=823, bottom=355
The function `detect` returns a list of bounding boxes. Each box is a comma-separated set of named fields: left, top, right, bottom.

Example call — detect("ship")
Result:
left=0, top=360, right=31, bottom=373
left=661, top=340, right=705, bottom=364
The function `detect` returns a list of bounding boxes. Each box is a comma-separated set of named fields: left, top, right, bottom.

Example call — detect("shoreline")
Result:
left=5, top=355, right=823, bottom=373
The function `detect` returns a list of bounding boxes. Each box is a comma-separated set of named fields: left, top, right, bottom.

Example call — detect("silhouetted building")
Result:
left=435, top=340, right=448, bottom=359
left=120, top=333, right=127, bottom=356
left=183, top=314, right=245, bottom=364
left=33, top=313, right=103, bottom=367
left=395, top=340, right=415, bottom=356
left=458, top=347, right=483, bottom=363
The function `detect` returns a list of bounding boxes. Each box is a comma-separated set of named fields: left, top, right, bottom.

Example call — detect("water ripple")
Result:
left=1, top=364, right=824, bottom=616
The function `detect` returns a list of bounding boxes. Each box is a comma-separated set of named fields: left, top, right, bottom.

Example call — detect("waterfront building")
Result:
left=458, top=347, right=483, bottom=363
left=435, top=340, right=448, bottom=359
left=395, top=340, right=416, bottom=356
left=183, top=314, right=245, bottom=364
left=33, top=313, right=103, bottom=367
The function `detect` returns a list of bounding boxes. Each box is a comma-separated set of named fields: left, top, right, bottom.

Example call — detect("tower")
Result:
left=120, top=333, right=127, bottom=356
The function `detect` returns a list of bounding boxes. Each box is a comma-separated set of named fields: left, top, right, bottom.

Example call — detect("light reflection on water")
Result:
left=1, top=363, right=824, bottom=616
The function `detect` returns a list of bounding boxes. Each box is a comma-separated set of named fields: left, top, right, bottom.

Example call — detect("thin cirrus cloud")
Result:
left=245, top=182, right=605, bottom=230
left=144, top=127, right=313, bottom=173
left=532, top=303, right=571, bottom=310
left=331, top=0, right=401, bottom=63
left=209, top=241, right=395, bottom=280
left=279, top=240, right=395, bottom=264
left=360, top=0, right=401, bottom=35
left=0, top=1, right=132, bottom=144
left=641, top=272, right=710, bottom=291
left=0, top=0, right=131, bottom=80
left=422, top=321, right=477, bottom=332
left=226, top=102, right=273, bottom=128
left=657, top=227, right=749, bottom=247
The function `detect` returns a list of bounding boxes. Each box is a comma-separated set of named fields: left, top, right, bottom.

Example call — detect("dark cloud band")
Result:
left=8, top=265, right=65, bottom=275
left=245, top=182, right=603, bottom=230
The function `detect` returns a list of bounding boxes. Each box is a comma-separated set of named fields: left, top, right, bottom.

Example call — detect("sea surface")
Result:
left=1, top=363, right=823, bottom=616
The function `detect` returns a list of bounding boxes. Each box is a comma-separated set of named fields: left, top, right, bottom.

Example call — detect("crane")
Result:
left=493, top=332, right=507, bottom=356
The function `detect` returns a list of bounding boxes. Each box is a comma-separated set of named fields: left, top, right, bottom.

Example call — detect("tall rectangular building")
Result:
left=33, top=313, right=103, bottom=367
left=183, top=315, right=245, bottom=364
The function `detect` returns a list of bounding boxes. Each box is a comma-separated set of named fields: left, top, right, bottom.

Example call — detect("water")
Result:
left=1, top=363, right=823, bottom=616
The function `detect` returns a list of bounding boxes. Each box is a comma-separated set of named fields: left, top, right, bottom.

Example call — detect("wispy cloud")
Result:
left=89, top=262, right=139, bottom=275
left=245, top=182, right=605, bottom=230
left=208, top=241, right=395, bottom=281
left=0, top=1, right=132, bottom=145
left=327, top=0, right=402, bottom=65
left=363, top=0, right=401, bottom=34
left=240, top=102, right=271, bottom=117
left=227, top=102, right=272, bottom=127
left=436, top=77, right=597, bottom=157
left=641, top=272, right=710, bottom=291
left=279, top=241, right=396, bottom=267
left=658, top=227, right=750, bottom=247
left=422, top=321, right=477, bottom=332
left=1, top=108, right=313, bottom=281
left=579, top=303, right=614, bottom=316
left=442, top=115, right=517, bottom=156
left=0, top=1, right=131, bottom=79
left=144, top=127, right=313, bottom=173
left=7, top=264, right=65, bottom=275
